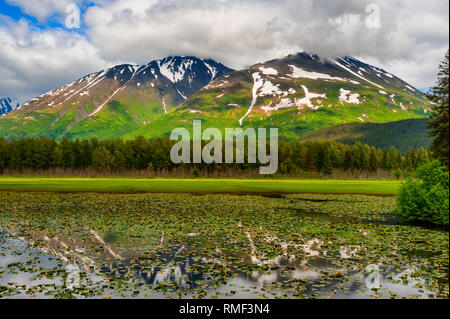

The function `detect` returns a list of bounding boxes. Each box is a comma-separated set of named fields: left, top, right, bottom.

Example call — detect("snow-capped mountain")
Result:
left=0, top=56, right=233, bottom=140
left=0, top=97, right=20, bottom=116
left=184, top=52, right=429, bottom=122
left=128, top=52, right=431, bottom=140
left=19, top=56, right=233, bottom=114
left=155, top=56, right=233, bottom=100
left=0, top=52, right=431, bottom=142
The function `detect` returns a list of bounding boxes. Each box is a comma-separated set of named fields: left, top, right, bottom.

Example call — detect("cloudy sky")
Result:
left=0, top=0, right=448, bottom=101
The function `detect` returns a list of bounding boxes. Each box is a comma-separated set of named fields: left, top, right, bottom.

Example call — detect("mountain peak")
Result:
left=245, top=52, right=424, bottom=98
left=16, top=56, right=234, bottom=113
left=153, top=56, right=233, bottom=84
left=176, top=51, right=430, bottom=132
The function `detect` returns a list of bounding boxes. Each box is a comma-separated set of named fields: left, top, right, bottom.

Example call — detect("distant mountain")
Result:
left=0, top=97, right=20, bottom=116
left=0, top=56, right=233, bottom=139
left=128, top=52, right=431, bottom=140
left=0, top=52, right=432, bottom=146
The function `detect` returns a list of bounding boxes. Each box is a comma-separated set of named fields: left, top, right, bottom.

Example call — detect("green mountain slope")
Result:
left=0, top=57, right=233, bottom=140
left=127, top=53, right=432, bottom=141
left=1, top=53, right=432, bottom=149
left=300, top=118, right=431, bottom=153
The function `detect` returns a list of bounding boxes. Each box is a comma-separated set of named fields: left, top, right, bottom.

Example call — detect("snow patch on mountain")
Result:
left=390, top=94, right=397, bottom=105
left=339, top=89, right=361, bottom=104
left=297, top=86, right=326, bottom=110
left=177, top=89, right=187, bottom=100
left=405, top=85, right=416, bottom=92
left=61, top=70, right=109, bottom=105
left=158, top=57, right=194, bottom=83
left=162, top=97, right=167, bottom=114
left=239, top=72, right=264, bottom=126
left=203, top=61, right=218, bottom=82
left=289, top=65, right=345, bottom=81
left=89, top=87, right=125, bottom=116
left=333, top=59, right=384, bottom=89
left=259, top=67, right=278, bottom=76
left=259, top=79, right=284, bottom=96
left=261, top=85, right=326, bottom=112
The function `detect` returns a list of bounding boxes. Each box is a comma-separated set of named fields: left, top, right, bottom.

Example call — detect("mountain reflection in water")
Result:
left=0, top=228, right=441, bottom=299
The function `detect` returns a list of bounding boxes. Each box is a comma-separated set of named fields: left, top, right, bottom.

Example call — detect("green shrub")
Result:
left=396, top=161, right=449, bottom=226
left=394, top=169, right=403, bottom=179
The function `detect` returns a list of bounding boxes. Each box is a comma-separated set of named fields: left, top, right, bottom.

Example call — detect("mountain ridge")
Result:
left=0, top=52, right=431, bottom=144
left=127, top=52, right=431, bottom=140
left=0, top=56, right=233, bottom=139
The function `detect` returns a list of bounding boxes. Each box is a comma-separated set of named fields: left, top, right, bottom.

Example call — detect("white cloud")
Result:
left=0, top=0, right=448, bottom=100
left=6, top=0, right=83, bottom=22
left=363, top=47, right=447, bottom=91
left=0, top=17, right=108, bottom=101
left=82, top=0, right=448, bottom=88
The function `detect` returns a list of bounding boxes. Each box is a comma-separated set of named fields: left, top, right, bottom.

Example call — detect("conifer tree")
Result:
left=368, top=147, right=378, bottom=172
left=343, top=150, right=353, bottom=171
left=322, top=147, right=333, bottom=175
left=427, top=50, right=449, bottom=169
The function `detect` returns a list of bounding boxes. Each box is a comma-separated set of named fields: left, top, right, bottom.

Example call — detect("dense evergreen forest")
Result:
left=301, top=119, right=431, bottom=153
left=0, top=136, right=430, bottom=178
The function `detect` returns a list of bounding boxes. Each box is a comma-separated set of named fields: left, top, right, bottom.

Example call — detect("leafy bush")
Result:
left=397, top=161, right=449, bottom=226
left=394, top=169, right=403, bottom=179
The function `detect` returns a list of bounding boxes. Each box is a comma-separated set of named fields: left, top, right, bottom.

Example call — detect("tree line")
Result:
left=0, top=136, right=430, bottom=177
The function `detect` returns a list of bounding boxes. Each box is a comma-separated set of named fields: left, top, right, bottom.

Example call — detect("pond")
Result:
left=0, top=192, right=448, bottom=299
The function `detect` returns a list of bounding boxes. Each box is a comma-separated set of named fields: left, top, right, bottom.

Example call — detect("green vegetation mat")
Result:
left=0, top=178, right=401, bottom=195
left=0, top=192, right=447, bottom=299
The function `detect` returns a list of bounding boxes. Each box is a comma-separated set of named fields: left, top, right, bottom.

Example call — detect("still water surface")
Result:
left=0, top=228, right=439, bottom=299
